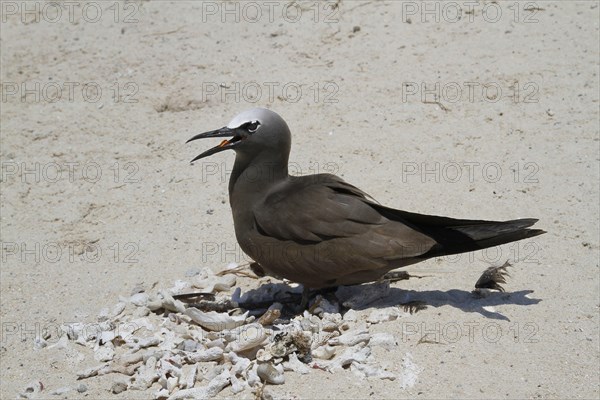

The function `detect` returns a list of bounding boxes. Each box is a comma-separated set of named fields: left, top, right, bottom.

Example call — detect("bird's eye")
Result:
left=247, top=121, right=259, bottom=133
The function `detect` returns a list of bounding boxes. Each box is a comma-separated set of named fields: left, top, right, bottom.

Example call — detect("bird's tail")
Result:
left=374, top=206, right=546, bottom=258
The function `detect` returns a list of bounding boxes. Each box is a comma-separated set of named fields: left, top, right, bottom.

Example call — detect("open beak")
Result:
left=186, top=127, right=244, bottom=163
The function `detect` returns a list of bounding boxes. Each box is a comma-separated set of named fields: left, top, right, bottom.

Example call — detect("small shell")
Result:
left=110, top=302, right=127, bottom=318
left=282, top=353, right=309, bottom=374
left=133, top=306, right=150, bottom=317
left=167, top=376, right=179, bottom=393
left=125, top=336, right=160, bottom=351
left=350, top=361, right=396, bottom=380
left=185, top=347, right=223, bottom=363
left=185, top=308, right=248, bottom=331
left=166, top=369, right=231, bottom=400
left=33, top=338, right=48, bottom=350
left=257, top=363, right=285, bottom=385
left=170, top=279, right=192, bottom=293
left=193, top=268, right=236, bottom=293
left=369, top=333, right=397, bottom=350
left=97, top=307, right=110, bottom=321
left=257, top=308, right=281, bottom=326
left=49, top=335, right=71, bottom=349
left=203, top=363, right=226, bottom=382
left=328, top=328, right=370, bottom=347
left=311, top=331, right=338, bottom=350
left=178, top=339, right=201, bottom=352
left=128, top=317, right=154, bottom=333
left=245, top=364, right=261, bottom=387
left=63, top=322, right=87, bottom=341
left=147, top=295, right=164, bottom=311
left=227, top=352, right=252, bottom=376
left=159, top=291, right=187, bottom=314
left=342, top=309, right=358, bottom=322
left=326, top=344, right=371, bottom=371
left=205, top=338, right=226, bottom=349
left=181, top=364, right=197, bottom=389
left=111, top=380, right=128, bottom=394
left=130, top=356, right=159, bottom=390
left=366, top=308, right=400, bottom=324
left=158, top=375, right=168, bottom=389
left=312, top=345, right=336, bottom=360
left=130, top=292, right=149, bottom=307
left=230, top=374, right=246, bottom=394
left=227, top=323, right=268, bottom=352
left=290, top=331, right=312, bottom=359
left=94, top=345, right=115, bottom=362
left=321, top=319, right=339, bottom=332
left=268, top=333, right=291, bottom=358
left=256, top=348, right=273, bottom=362
left=158, top=356, right=183, bottom=380
left=299, top=314, right=321, bottom=333
left=114, top=352, right=143, bottom=367
left=268, top=330, right=312, bottom=362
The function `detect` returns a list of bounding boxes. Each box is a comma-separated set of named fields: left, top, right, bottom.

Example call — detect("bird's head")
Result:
left=187, top=108, right=291, bottom=163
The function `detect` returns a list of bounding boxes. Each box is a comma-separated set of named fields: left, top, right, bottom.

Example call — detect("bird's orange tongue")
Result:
left=218, top=139, right=230, bottom=148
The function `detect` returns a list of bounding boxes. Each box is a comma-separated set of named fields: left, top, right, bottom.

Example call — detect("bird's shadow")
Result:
left=355, top=287, right=540, bottom=321
left=239, top=281, right=541, bottom=321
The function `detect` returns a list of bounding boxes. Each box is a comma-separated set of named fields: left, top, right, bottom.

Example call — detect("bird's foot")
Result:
left=249, top=262, right=267, bottom=278
left=381, top=270, right=430, bottom=283
left=294, top=286, right=311, bottom=314
left=382, top=270, right=411, bottom=283
left=214, top=262, right=260, bottom=279
left=290, top=286, right=337, bottom=314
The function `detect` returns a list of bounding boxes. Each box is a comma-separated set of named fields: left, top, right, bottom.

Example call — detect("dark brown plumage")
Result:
left=188, top=108, right=545, bottom=290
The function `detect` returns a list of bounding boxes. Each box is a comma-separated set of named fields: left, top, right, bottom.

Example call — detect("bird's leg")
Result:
left=249, top=262, right=266, bottom=277
left=296, top=286, right=311, bottom=313
left=379, top=271, right=428, bottom=313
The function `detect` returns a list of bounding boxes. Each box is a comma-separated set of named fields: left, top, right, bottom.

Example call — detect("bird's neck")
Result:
left=228, top=150, right=289, bottom=205
left=227, top=151, right=289, bottom=243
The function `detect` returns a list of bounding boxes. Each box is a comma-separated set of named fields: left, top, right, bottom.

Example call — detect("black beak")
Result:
left=186, top=126, right=239, bottom=163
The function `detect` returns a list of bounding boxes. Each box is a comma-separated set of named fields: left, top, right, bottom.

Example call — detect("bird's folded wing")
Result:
left=253, top=174, right=435, bottom=259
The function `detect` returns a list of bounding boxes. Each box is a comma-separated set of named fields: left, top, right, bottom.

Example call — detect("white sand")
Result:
left=1, top=1, right=598, bottom=398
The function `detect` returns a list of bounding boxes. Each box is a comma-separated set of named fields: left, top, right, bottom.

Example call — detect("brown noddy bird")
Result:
left=187, top=108, right=545, bottom=301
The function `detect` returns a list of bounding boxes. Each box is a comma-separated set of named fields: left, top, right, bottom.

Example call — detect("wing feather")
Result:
left=253, top=174, right=436, bottom=259
left=254, top=174, right=383, bottom=242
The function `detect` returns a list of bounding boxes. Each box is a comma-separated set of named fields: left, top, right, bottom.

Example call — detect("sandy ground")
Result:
left=1, top=1, right=599, bottom=399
